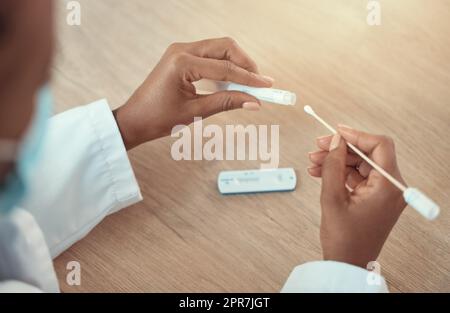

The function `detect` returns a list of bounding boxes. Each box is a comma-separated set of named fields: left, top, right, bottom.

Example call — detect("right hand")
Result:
left=307, top=125, right=407, bottom=268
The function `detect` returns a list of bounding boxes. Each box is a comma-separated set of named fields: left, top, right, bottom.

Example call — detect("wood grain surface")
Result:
left=52, top=0, right=450, bottom=292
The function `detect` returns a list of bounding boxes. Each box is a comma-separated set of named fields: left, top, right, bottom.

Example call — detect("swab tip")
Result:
left=404, top=188, right=440, bottom=220
left=304, top=105, right=314, bottom=115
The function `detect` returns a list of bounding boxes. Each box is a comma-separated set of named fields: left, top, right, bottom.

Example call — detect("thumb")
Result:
left=192, top=91, right=260, bottom=117
left=320, top=134, right=349, bottom=210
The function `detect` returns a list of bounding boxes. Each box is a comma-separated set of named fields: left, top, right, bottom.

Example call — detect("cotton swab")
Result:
left=304, top=105, right=440, bottom=221
left=304, top=105, right=406, bottom=191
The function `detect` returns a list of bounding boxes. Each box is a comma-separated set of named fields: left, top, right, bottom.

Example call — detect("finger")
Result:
left=337, top=125, right=397, bottom=171
left=184, top=37, right=261, bottom=74
left=309, top=149, right=371, bottom=179
left=320, top=134, right=349, bottom=210
left=357, top=160, right=372, bottom=178
left=191, top=91, right=260, bottom=117
left=307, top=166, right=322, bottom=177
left=346, top=168, right=365, bottom=189
left=308, top=150, right=361, bottom=167
left=337, top=125, right=387, bottom=153
left=308, top=165, right=362, bottom=180
left=186, top=55, right=273, bottom=87
left=316, top=135, right=357, bottom=156
left=316, top=135, right=333, bottom=150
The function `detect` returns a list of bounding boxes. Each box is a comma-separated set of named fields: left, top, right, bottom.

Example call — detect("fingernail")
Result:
left=260, top=75, right=275, bottom=83
left=337, top=124, right=356, bottom=140
left=307, top=166, right=319, bottom=176
left=337, top=124, right=353, bottom=131
left=317, top=135, right=332, bottom=145
left=329, top=134, right=341, bottom=151
left=243, top=102, right=260, bottom=111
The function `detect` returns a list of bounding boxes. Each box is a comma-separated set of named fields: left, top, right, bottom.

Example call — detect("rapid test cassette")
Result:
left=218, top=168, right=297, bottom=195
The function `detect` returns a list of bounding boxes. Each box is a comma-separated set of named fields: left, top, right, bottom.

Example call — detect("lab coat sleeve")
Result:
left=0, top=280, right=43, bottom=293
left=281, top=261, right=389, bottom=293
left=22, top=99, right=143, bottom=258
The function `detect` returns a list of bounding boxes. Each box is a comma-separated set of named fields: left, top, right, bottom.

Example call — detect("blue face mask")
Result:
left=0, top=86, right=52, bottom=215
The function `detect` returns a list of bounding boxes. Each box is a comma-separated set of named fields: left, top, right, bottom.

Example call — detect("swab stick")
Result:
left=304, top=105, right=440, bottom=221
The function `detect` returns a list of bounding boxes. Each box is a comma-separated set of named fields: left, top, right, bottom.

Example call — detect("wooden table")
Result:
left=52, top=0, right=450, bottom=292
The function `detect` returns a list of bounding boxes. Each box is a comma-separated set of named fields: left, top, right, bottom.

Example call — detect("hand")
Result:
left=114, top=37, right=273, bottom=150
left=307, top=125, right=407, bottom=268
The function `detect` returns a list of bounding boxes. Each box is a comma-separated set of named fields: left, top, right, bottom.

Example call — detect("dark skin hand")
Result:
left=113, top=37, right=274, bottom=150
left=308, top=126, right=407, bottom=268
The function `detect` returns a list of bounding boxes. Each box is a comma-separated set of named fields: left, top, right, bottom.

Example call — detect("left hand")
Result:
left=114, top=37, right=273, bottom=150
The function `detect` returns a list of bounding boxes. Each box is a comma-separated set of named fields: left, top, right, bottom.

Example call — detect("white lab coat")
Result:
left=0, top=99, right=388, bottom=293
